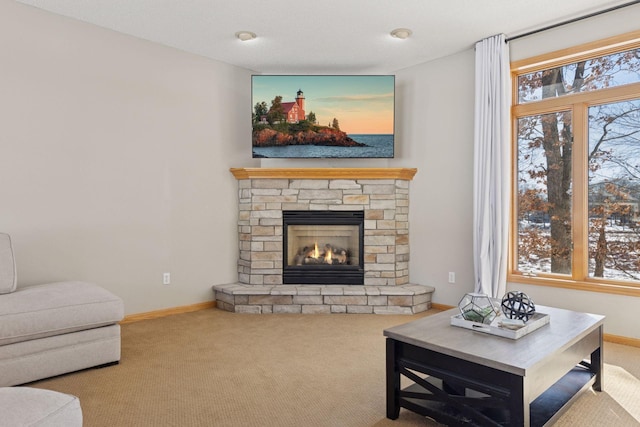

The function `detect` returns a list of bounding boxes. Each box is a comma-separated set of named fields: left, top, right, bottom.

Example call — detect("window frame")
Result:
left=509, top=30, right=640, bottom=297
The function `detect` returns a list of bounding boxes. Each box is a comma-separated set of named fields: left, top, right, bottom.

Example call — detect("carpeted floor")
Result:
left=29, top=309, right=640, bottom=426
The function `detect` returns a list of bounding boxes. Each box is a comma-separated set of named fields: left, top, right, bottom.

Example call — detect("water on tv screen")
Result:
left=252, top=75, right=395, bottom=158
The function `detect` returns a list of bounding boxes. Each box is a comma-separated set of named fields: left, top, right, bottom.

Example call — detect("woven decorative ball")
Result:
left=501, top=291, right=536, bottom=322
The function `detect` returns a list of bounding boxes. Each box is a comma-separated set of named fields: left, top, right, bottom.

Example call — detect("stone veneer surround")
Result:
left=213, top=168, right=435, bottom=314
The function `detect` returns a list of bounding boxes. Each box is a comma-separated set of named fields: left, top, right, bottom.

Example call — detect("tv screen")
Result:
left=252, top=75, right=395, bottom=158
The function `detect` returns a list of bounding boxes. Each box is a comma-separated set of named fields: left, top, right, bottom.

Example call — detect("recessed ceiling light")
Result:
left=235, top=31, right=257, bottom=41
left=390, top=28, right=412, bottom=39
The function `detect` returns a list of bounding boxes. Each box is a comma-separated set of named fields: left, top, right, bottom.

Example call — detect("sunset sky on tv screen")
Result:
left=252, top=75, right=394, bottom=135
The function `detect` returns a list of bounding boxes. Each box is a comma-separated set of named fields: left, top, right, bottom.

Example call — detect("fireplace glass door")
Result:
left=283, top=211, right=364, bottom=285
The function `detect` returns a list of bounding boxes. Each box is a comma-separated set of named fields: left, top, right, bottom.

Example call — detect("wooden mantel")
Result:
left=230, top=167, right=417, bottom=180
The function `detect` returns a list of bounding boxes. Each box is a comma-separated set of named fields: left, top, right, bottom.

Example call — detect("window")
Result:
left=510, top=31, right=640, bottom=295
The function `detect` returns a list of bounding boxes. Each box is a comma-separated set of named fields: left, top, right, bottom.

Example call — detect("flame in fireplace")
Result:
left=311, top=242, right=333, bottom=264
left=294, top=241, right=349, bottom=266
left=313, top=242, right=319, bottom=258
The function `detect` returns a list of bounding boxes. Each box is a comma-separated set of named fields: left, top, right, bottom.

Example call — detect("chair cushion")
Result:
left=0, top=233, right=17, bottom=294
left=0, top=281, right=124, bottom=346
left=0, top=387, right=82, bottom=426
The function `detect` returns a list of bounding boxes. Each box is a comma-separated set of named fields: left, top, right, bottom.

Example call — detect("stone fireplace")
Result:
left=212, top=168, right=434, bottom=314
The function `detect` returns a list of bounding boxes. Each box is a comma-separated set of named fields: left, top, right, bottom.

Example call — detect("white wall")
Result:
left=397, top=3, right=640, bottom=339
left=395, top=51, right=476, bottom=306
left=509, top=3, right=640, bottom=62
left=1, top=1, right=257, bottom=314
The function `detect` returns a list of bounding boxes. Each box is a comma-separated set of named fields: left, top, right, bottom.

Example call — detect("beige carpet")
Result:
left=29, top=309, right=640, bottom=426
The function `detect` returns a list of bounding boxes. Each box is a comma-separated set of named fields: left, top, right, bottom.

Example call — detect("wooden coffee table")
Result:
left=384, top=305, right=604, bottom=426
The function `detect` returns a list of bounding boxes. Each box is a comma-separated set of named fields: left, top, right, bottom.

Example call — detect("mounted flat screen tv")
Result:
left=252, top=75, right=395, bottom=158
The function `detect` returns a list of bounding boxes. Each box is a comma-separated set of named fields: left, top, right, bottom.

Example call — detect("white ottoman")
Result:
left=0, top=387, right=82, bottom=426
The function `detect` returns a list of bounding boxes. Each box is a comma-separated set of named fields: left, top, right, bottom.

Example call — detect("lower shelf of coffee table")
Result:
left=400, top=365, right=595, bottom=426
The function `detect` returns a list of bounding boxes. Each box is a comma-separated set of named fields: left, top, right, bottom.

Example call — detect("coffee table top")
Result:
left=384, top=305, right=604, bottom=376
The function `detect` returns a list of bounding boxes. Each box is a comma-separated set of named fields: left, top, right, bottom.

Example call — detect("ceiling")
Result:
left=16, top=0, right=636, bottom=74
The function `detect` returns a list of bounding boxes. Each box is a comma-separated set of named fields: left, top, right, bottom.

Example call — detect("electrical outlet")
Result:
left=448, top=272, right=455, bottom=283
left=163, top=272, right=171, bottom=285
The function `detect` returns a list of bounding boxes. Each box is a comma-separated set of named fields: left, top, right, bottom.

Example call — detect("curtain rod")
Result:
left=505, top=0, right=640, bottom=42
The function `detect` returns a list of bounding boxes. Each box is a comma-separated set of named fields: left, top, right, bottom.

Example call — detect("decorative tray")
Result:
left=450, top=311, right=550, bottom=340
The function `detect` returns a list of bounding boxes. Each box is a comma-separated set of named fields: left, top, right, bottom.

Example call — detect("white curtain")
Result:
left=473, top=34, right=510, bottom=298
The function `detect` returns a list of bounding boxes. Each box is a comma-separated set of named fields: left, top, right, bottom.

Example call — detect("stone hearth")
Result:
left=213, top=168, right=435, bottom=314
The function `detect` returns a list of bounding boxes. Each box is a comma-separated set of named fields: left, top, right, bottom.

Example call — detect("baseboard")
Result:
left=603, top=333, right=640, bottom=348
left=120, top=301, right=216, bottom=324
left=430, top=303, right=455, bottom=311
left=429, top=303, right=640, bottom=347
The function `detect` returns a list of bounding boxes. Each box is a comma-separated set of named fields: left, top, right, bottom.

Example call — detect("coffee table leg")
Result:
left=508, top=377, right=529, bottom=427
left=592, top=326, right=603, bottom=392
left=386, top=339, right=400, bottom=419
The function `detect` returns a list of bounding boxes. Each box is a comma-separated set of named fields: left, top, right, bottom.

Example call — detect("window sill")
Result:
left=508, top=274, right=640, bottom=297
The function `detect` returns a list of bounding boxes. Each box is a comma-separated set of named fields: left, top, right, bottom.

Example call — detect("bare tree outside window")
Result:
left=517, top=111, right=573, bottom=274
left=515, top=46, right=640, bottom=283
left=588, top=100, right=640, bottom=280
